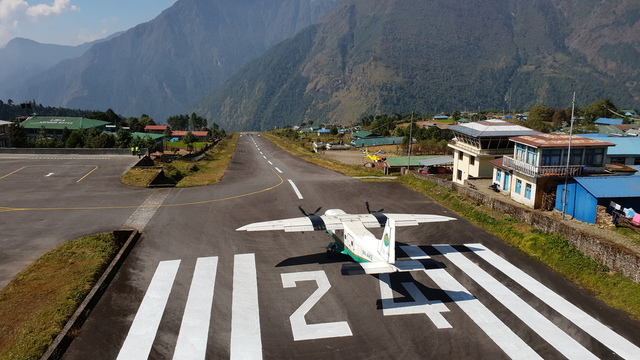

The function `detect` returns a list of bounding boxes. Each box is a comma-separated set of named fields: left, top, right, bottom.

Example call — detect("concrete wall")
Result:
left=0, top=148, right=140, bottom=155
left=414, top=173, right=640, bottom=283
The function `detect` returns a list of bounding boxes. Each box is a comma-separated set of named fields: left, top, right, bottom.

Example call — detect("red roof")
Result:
left=171, top=131, right=209, bottom=137
left=144, top=125, right=169, bottom=130
left=509, top=133, right=615, bottom=148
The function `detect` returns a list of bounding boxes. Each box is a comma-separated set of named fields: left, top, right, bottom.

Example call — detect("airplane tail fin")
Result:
left=378, top=217, right=396, bottom=264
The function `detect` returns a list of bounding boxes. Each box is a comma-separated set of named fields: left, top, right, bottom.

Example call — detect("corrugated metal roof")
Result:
left=594, top=118, right=623, bottom=125
left=171, top=131, right=209, bottom=136
left=351, top=137, right=403, bottom=147
left=579, top=134, right=640, bottom=155
left=509, top=133, right=615, bottom=148
left=449, top=119, right=540, bottom=137
left=418, top=156, right=454, bottom=166
left=386, top=156, right=442, bottom=167
left=21, top=116, right=109, bottom=130
left=574, top=176, right=640, bottom=198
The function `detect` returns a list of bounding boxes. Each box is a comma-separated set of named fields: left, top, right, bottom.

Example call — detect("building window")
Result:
left=515, top=179, right=522, bottom=194
left=570, top=148, right=584, bottom=165
left=457, top=170, right=463, bottom=181
left=458, top=151, right=463, bottom=160
left=470, top=156, right=475, bottom=165
left=525, top=183, right=532, bottom=199
left=496, top=169, right=502, bottom=182
left=541, top=149, right=562, bottom=166
left=516, top=144, right=526, bottom=161
left=635, top=157, right=640, bottom=166
left=584, top=148, right=605, bottom=166
left=610, top=157, right=625, bottom=164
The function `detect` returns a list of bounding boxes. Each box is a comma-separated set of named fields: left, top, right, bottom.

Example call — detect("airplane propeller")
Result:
left=299, top=206, right=322, bottom=217
left=366, top=201, right=384, bottom=214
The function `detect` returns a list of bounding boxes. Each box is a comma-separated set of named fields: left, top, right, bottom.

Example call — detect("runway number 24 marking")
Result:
left=281, top=270, right=450, bottom=341
left=281, top=271, right=352, bottom=341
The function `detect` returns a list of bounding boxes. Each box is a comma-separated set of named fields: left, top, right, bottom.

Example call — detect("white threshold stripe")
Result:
left=173, top=257, right=219, bottom=360
left=117, top=260, right=181, bottom=360
left=288, top=179, right=304, bottom=199
left=231, top=254, right=262, bottom=360
left=465, top=243, right=640, bottom=360
left=400, top=246, right=541, bottom=360
left=433, top=245, right=598, bottom=360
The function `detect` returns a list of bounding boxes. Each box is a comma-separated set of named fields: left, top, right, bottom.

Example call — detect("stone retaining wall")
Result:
left=414, top=173, right=640, bottom=283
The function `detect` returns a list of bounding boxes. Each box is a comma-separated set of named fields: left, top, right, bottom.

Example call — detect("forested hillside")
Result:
left=196, top=0, right=639, bottom=131
left=9, top=0, right=342, bottom=123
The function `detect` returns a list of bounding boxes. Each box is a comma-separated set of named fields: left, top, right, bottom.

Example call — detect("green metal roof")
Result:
left=21, top=116, right=110, bottom=130
left=385, top=155, right=443, bottom=167
left=352, top=130, right=375, bottom=138
left=132, top=132, right=165, bottom=140
left=351, top=137, right=403, bottom=147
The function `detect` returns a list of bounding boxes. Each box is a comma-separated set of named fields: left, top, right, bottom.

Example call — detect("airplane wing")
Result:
left=236, top=212, right=456, bottom=232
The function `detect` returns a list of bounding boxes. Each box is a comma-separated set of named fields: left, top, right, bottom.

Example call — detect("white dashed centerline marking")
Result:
left=288, top=180, right=304, bottom=199
left=275, top=167, right=283, bottom=174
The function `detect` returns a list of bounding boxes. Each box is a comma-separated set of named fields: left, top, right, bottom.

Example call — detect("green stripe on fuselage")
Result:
left=326, top=230, right=371, bottom=263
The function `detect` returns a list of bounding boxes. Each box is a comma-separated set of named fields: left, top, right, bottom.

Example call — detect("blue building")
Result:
left=556, top=174, right=640, bottom=223
left=580, top=134, right=640, bottom=166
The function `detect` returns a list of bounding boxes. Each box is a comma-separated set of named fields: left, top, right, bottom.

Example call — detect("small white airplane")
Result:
left=236, top=203, right=456, bottom=275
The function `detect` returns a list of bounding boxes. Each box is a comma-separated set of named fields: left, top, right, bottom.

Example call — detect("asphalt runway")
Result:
left=0, top=154, right=149, bottom=289
left=4, top=136, right=639, bottom=359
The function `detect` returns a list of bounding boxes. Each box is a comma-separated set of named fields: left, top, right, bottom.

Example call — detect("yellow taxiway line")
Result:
left=0, top=168, right=284, bottom=212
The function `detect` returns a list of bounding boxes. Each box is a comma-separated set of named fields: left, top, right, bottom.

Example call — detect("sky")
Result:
left=0, top=0, right=177, bottom=47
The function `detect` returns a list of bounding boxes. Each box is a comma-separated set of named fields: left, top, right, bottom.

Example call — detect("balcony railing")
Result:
left=502, top=156, right=603, bottom=178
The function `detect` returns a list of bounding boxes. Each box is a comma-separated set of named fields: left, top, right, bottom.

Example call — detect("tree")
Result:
left=552, top=109, right=569, bottom=127
left=9, top=123, right=28, bottom=147
left=182, top=131, right=198, bottom=153
left=116, top=128, right=133, bottom=148
left=583, top=99, right=617, bottom=123
left=167, top=114, right=189, bottom=131
left=451, top=110, right=461, bottom=123
left=66, top=131, right=84, bottom=148
left=528, top=105, right=554, bottom=123
left=189, top=113, right=208, bottom=131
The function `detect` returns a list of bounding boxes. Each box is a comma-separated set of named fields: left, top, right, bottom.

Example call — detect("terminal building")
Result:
left=447, top=119, right=540, bottom=185
left=20, top=116, right=111, bottom=138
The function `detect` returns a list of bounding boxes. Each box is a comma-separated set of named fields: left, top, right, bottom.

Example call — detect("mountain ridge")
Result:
left=9, top=0, right=342, bottom=121
left=195, top=0, right=639, bottom=131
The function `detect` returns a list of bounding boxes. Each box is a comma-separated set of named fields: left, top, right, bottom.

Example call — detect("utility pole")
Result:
left=562, top=92, right=576, bottom=220
left=407, top=112, right=413, bottom=174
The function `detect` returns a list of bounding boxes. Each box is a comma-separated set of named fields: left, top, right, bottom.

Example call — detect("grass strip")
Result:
left=120, top=167, right=161, bottom=187
left=398, top=175, right=640, bottom=320
left=0, top=233, right=119, bottom=360
left=164, top=133, right=239, bottom=187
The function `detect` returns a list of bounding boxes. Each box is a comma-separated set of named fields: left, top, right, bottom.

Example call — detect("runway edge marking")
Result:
left=465, top=243, right=640, bottom=360
left=433, top=244, right=598, bottom=360
left=400, top=245, right=542, bottom=360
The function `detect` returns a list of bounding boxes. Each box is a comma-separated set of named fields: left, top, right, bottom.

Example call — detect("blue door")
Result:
left=503, top=172, right=510, bottom=191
